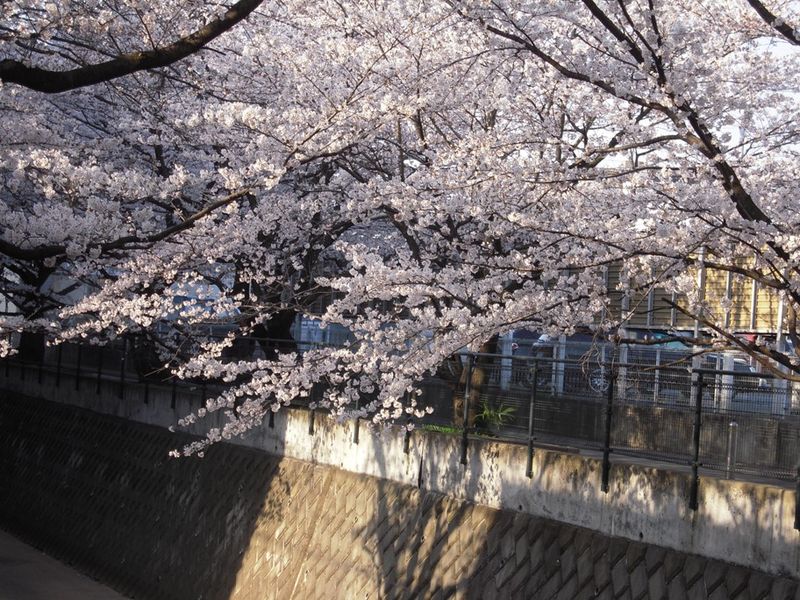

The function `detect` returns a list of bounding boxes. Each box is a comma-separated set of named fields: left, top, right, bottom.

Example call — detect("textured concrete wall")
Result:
left=1, top=394, right=798, bottom=600
left=2, top=365, right=800, bottom=579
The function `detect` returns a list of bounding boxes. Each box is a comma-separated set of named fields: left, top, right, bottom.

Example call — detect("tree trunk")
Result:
left=252, top=309, right=298, bottom=360
left=18, top=330, right=45, bottom=364
left=453, top=336, right=499, bottom=427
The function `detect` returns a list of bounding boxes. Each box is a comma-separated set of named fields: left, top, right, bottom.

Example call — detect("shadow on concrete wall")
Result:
left=360, top=429, right=800, bottom=598
left=365, top=431, right=480, bottom=598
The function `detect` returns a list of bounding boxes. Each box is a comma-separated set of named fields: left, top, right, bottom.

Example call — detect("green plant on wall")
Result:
left=422, top=423, right=460, bottom=435
left=476, top=399, right=516, bottom=430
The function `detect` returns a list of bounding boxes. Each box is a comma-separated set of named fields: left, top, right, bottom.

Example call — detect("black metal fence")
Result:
left=423, top=353, right=800, bottom=484
left=2, top=338, right=800, bottom=526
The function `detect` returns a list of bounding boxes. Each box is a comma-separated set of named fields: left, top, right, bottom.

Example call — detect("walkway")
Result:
left=0, top=529, right=128, bottom=600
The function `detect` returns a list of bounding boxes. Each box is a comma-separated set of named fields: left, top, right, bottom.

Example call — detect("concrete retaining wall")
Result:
left=1, top=394, right=798, bottom=600
left=1, top=363, right=799, bottom=580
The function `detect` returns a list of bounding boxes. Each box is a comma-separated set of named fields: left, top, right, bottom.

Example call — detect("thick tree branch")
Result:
left=746, top=0, right=800, bottom=45
left=479, top=22, right=669, bottom=113
left=0, top=0, right=264, bottom=93
left=483, top=9, right=777, bottom=240
left=580, top=0, right=645, bottom=64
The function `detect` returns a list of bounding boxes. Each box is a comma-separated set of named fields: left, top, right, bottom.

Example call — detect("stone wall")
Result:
left=0, top=394, right=798, bottom=599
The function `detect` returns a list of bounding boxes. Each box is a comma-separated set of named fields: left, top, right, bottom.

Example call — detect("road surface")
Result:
left=0, top=529, right=128, bottom=600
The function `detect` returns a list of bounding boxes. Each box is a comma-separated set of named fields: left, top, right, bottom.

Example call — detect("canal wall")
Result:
left=2, top=362, right=799, bottom=581
left=0, top=393, right=798, bottom=599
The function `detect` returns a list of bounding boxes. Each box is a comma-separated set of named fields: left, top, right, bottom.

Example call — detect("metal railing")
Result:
left=432, top=353, right=798, bottom=466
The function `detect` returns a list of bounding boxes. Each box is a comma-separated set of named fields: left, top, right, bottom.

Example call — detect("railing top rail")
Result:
left=693, top=368, right=774, bottom=380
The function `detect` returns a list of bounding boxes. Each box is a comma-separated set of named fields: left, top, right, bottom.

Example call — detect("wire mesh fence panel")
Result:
left=698, top=373, right=800, bottom=480
left=416, top=377, right=455, bottom=427
left=714, top=416, right=798, bottom=480
left=535, top=394, right=607, bottom=449
left=469, top=359, right=530, bottom=440
left=773, top=420, right=800, bottom=478
left=730, top=378, right=784, bottom=415
left=478, top=356, right=610, bottom=448
left=611, top=365, right=696, bottom=465
left=544, top=361, right=606, bottom=449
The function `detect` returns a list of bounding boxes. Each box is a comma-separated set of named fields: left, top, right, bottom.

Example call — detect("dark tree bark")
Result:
left=746, top=0, right=800, bottom=45
left=0, top=0, right=264, bottom=93
left=252, top=310, right=298, bottom=361
left=453, top=335, right=500, bottom=428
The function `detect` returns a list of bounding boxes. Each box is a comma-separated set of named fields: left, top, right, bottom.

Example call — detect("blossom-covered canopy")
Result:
left=2, top=0, right=799, bottom=452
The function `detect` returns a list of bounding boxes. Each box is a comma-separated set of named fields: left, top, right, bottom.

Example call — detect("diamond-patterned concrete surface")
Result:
left=0, top=394, right=797, bottom=599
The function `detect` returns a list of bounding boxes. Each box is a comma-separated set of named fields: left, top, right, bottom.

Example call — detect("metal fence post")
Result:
left=725, top=420, right=738, bottom=479
left=353, top=396, right=360, bottom=444
left=19, top=353, right=25, bottom=382
left=170, top=376, right=177, bottom=409
left=95, top=349, right=103, bottom=394
left=601, top=365, right=616, bottom=493
left=795, top=466, right=800, bottom=531
left=117, top=338, right=127, bottom=399
left=74, top=343, right=82, bottom=390
left=526, top=360, right=538, bottom=478
left=404, top=416, right=412, bottom=454
left=55, top=344, right=62, bottom=387
left=460, top=354, right=474, bottom=466
left=308, top=407, right=316, bottom=435
left=689, top=371, right=705, bottom=510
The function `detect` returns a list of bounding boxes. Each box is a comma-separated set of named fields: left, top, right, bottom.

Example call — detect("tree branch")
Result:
left=580, top=0, right=645, bottom=64
left=480, top=22, right=668, bottom=113
left=664, top=297, right=800, bottom=380
left=0, top=0, right=264, bottom=93
left=746, top=0, right=800, bottom=45
left=0, top=189, right=251, bottom=261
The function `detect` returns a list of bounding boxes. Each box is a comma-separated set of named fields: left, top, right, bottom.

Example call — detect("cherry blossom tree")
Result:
left=2, top=0, right=799, bottom=453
